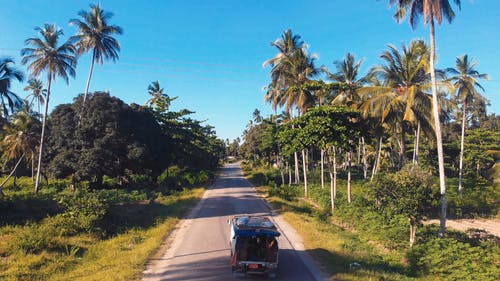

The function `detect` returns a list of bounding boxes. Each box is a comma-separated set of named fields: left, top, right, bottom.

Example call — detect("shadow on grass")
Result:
left=308, top=247, right=413, bottom=279
left=0, top=196, right=62, bottom=226
left=100, top=197, right=198, bottom=236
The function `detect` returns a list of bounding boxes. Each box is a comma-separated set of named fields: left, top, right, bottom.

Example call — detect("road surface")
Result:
left=142, top=162, right=324, bottom=281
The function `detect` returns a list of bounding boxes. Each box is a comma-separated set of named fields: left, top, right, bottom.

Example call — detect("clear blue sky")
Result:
left=1, top=0, right=499, bottom=141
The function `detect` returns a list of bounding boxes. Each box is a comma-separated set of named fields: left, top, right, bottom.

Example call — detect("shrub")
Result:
left=53, top=189, right=109, bottom=234
left=407, top=238, right=500, bottom=280
left=12, top=223, right=57, bottom=254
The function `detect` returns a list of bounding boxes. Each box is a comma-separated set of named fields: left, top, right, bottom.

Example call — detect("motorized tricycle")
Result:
left=229, top=215, right=280, bottom=278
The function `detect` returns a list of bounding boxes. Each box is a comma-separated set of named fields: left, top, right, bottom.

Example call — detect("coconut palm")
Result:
left=24, top=78, right=46, bottom=116
left=21, top=23, right=77, bottom=193
left=322, top=53, right=366, bottom=108
left=360, top=40, right=433, bottom=167
left=70, top=3, right=122, bottom=113
left=144, top=80, right=174, bottom=111
left=389, top=0, right=461, bottom=236
left=0, top=57, right=24, bottom=118
left=264, top=29, right=307, bottom=185
left=0, top=109, right=40, bottom=195
left=446, top=54, right=488, bottom=197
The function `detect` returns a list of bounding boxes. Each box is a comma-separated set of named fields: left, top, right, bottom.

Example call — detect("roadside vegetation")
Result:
left=1, top=4, right=224, bottom=280
left=231, top=1, right=499, bottom=280
left=244, top=164, right=499, bottom=280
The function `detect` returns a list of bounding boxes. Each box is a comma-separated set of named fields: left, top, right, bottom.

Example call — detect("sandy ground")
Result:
left=425, top=219, right=500, bottom=237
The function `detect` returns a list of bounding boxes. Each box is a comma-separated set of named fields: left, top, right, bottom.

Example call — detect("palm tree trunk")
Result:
left=0, top=154, right=25, bottom=196
left=31, top=152, right=34, bottom=183
left=414, top=121, right=421, bottom=165
left=347, top=151, right=352, bottom=203
left=302, top=149, right=308, bottom=198
left=430, top=19, right=447, bottom=237
left=35, top=76, right=52, bottom=194
left=362, top=137, right=367, bottom=179
left=371, top=136, right=383, bottom=181
left=328, top=147, right=337, bottom=213
left=294, top=152, right=300, bottom=184
left=458, top=100, right=467, bottom=197
left=400, top=121, right=407, bottom=168
left=287, top=161, right=292, bottom=186
left=79, top=50, right=96, bottom=120
left=321, top=149, right=325, bottom=189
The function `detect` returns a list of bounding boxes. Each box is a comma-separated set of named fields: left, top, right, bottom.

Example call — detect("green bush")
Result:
left=53, top=189, right=109, bottom=234
left=269, top=185, right=300, bottom=200
left=12, top=223, right=57, bottom=254
left=407, top=238, right=500, bottom=280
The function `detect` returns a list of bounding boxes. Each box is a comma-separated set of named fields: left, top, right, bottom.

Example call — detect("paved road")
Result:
left=142, top=162, right=323, bottom=281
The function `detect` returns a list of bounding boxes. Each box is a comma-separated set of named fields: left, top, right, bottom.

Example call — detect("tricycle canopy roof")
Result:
left=230, top=215, right=281, bottom=237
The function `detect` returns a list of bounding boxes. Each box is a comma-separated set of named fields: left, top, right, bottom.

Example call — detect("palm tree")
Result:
left=0, top=109, right=40, bottom=195
left=21, top=23, right=77, bottom=193
left=389, top=0, right=461, bottom=236
left=24, top=78, right=46, bottom=117
left=360, top=40, right=432, bottom=167
left=144, top=80, right=173, bottom=110
left=70, top=3, right=122, bottom=114
left=446, top=54, right=488, bottom=197
left=264, top=29, right=307, bottom=185
left=323, top=52, right=366, bottom=108
left=0, top=57, right=24, bottom=118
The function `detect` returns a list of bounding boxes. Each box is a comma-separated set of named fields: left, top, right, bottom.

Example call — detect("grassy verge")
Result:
left=0, top=184, right=204, bottom=281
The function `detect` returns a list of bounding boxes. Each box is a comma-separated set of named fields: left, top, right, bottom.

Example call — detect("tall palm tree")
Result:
left=70, top=3, right=122, bottom=113
left=24, top=78, right=46, bottom=117
left=360, top=40, right=432, bottom=167
left=264, top=29, right=307, bottom=185
left=389, top=0, right=461, bottom=236
left=446, top=54, right=488, bottom=197
left=0, top=57, right=24, bottom=118
left=21, top=23, right=77, bottom=193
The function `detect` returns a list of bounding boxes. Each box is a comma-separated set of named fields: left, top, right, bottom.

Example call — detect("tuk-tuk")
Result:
left=229, top=215, right=280, bottom=278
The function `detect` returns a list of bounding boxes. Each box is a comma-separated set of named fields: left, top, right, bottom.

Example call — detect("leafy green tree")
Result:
left=445, top=54, right=488, bottom=196
left=46, top=92, right=166, bottom=185
left=0, top=57, right=24, bottom=119
left=388, top=0, right=462, bottom=236
left=296, top=106, right=362, bottom=210
left=461, top=128, right=499, bottom=182
left=21, top=24, right=77, bottom=193
left=371, top=164, right=437, bottom=246
left=70, top=3, right=122, bottom=114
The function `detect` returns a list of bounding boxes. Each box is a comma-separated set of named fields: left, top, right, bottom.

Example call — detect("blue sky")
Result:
left=1, top=0, right=499, bottom=141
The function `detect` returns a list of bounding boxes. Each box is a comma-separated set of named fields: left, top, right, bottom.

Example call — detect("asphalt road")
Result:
left=142, top=162, right=323, bottom=281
